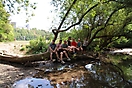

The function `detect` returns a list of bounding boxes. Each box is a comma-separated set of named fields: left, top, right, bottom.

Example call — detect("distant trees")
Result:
left=14, top=28, right=53, bottom=41
left=0, top=0, right=37, bottom=42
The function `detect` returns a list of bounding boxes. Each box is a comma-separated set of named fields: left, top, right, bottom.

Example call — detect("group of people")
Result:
left=49, top=37, right=88, bottom=64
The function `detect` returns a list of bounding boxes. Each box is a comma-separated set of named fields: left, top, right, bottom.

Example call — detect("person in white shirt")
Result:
left=82, top=38, right=88, bottom=54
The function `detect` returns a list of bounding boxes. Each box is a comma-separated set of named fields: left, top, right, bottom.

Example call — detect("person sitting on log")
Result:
left=67, top=36, right=71, bottom=46
left=56, top=40, right=65, bottom=64
left=76, top=38, right=83, bottom=53
left=82, top=38, right=88, bottom=55
left=49, top=40, right=60, bottom=62
left=56, top=40, right=71, bottom=64
left=70, top=38, right=78, bottom=55
left=61, top=40, right=71, bottom=61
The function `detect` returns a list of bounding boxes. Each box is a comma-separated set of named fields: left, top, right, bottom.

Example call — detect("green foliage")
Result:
left=127, top=39, right=132, bottom=46
left=20, top=46, right=25, bottom=51
left=59, top=29, right=81, bottom=41
left=14, top=28, right=53, bottom=41
left=51, top=0, right=132, bottom=50
left=112, top=36, right=132, bottom=48
left=26, top=37, right=50, bottom=54
left=94, top=45, right=100, bottom=52
left=0, top=2, right=14, bottom=42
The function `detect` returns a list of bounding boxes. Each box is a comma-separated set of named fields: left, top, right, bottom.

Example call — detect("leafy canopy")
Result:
left=51, top=0, right=132, bottom=49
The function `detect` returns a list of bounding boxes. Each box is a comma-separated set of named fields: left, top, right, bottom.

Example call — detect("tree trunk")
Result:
left=0, top=51, right=99, bottom=65
left=0, top=51, right=50, bottom=64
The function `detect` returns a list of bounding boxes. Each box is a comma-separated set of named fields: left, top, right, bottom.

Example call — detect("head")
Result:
left=72, top=38, right=75, bottom=41
left=78, top=38, right=80, bottom=42
left=52, top=40, right=55, bottom=44
left=64, top=40, right=67, bottom=44
left=59, top=40, right=62, bottom=44
left=68, top=37, right=71, bottom=40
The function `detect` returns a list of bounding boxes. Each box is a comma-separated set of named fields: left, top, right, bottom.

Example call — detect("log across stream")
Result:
left=0, top=51, right=99, bottom=65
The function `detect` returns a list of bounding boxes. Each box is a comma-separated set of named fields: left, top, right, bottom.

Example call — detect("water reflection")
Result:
left=12, top=77, right=53, bottom=88
left=13, top=56, right=132, bottom=88
left=107, top=55, right=132, bottom=83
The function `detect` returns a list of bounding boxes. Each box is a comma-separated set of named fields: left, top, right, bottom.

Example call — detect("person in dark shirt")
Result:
left=61, top=40, right=71, bottom=61
left=67, top=36, right=71, bottom=46
left=56, top=40, right=71, bottom=64
left=62, top=40, right=68, bottom=49
left=49, top=40, right=59, bottom=61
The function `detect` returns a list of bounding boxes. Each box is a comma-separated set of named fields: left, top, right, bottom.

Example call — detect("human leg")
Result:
left=50, top=52, right=53, bottom=60
left=60, top=52, right=63, bottom=61
left=78, top=47, right=83, bottom=54
left=63, top=51, right=71, bottom=61
left=55, top=51, right=60, bottom=60
left=60, top=52, right=65, bottom=64
left=82, top=46, right=86, bottom=55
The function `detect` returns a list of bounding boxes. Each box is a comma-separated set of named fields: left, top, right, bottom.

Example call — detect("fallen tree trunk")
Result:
left=0, top=51, right=99, bottom=64
left=0, top=51, right=50, bottom=64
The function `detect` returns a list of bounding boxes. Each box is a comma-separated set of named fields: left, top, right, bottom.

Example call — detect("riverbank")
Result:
left=0, top=41, right=29, bottom=55
left=0, top=41, right=30, bottom=87
left=0, top=61, right=36, bottom=87
left=0, top=41, right=132, bottom=87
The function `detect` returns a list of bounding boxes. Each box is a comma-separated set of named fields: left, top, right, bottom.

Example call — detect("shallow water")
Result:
left=13, top=55, right=132, bottom=88
left=12, top=78, right=53, bottom=88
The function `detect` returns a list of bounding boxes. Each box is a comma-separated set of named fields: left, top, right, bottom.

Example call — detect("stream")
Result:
left=12, top=53, right=132, bottom=88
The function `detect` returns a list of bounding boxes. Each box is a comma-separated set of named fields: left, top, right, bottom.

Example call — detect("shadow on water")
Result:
left=13, top=55, right=132, bottom=88
left=107, top=55, right=132, bottom=84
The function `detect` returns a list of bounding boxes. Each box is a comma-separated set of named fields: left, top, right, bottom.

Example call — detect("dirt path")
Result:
left=0, top=41, right=29, bottom=55
left=0, top=41, right=31, bottom=87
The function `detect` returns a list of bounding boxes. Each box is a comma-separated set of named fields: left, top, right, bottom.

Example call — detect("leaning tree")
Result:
left=51, top=0, right=132, bottom=49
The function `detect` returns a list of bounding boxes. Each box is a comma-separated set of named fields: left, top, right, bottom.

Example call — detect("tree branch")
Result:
left=57, top=0, right=119, bottom=33
left=95, top=34, right=124, bottom=38
left=52, top=0, right=78, bottom=40
left=52, top=0, right=129, bottom=40
left=59, top=3, right=99, bottom=32
left=57, top=0, right=78, bottom=30
left=88, top=6, right=124, bottom=45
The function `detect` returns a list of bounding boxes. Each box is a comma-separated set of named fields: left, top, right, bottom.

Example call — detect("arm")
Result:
left=55, top=44, right=59, bottom=51
left=54, top=46, right=57, bottom=52
left=49, top=46, right=53, bottom=52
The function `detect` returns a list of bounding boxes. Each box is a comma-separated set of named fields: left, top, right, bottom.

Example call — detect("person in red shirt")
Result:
left=71, top=39, right=77, bottom=47
left=70, top=39, right=77, bottom=54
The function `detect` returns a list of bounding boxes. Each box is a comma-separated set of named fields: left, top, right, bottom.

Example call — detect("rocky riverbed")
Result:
left=0, top=61, right=36, bottom=87
left=0, top=41, right=132, bottom=87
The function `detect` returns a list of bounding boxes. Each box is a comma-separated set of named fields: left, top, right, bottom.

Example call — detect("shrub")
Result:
left=26, top=37, right=50, bottom=54
left=20, top=47, right=25, bottom=51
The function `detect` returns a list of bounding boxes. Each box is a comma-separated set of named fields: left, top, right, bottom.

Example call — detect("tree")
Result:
left=0, top=2, right=14, bottom=42
left=51, top=0, right=132, bottom=50
left=0, top=0, right=37, bottom=42
left=1, top=0, right=132, bottom=63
